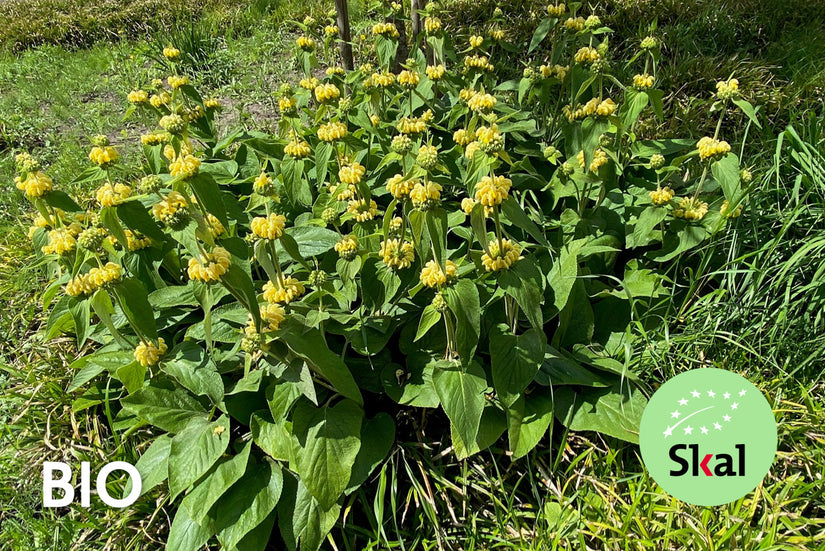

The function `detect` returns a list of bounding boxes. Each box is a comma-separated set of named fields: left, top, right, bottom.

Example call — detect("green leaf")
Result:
left=68, top=297, right=90, bottom=348
left=490, top=325, right=546, bottom=407
left=169, top=415, right=231, bottom=499
left=284, top=226, right=341, bottom=257
left=251, top=411, right=297, bottom=462
left=278, top=474, right=341, bottom=551
left=121, top=382, right=208, bottom=433
left=443, top=280, right=481, bottom=365
left=189, top=172, right=228, bottom=228
left=100, top=206, right=128, bottom=248
left=498, top=255, right=544, bottom=329
left=221, top=263, right=261, bottom=329
left=162, top=342, right=224, bottom=404
left=181, top=441, right=252, bottom=524
left=116, top=200, right=165, bottom=242
left=213, top=457, right=283, bottom=550
left=500, top=197, right=548, bottom=247
left=470, top=203, right=490, bottom=254
left=433, top=361, right=487, bottom=455
left=113, top=278, right=158, bottom=340
left=128, top=435, right=172, bottom=497
left=506, top=390, right=555, bottom=459
left=425, top=209, right=448, bottom=266
left=732, top=98, right=761, bottom=129
left=116, top=361, right=146, bottom=393
left=554, top=382, right=647, bottom=443
left=415, top=304, right=442, bottom=341
left=547, top=241, right=582, bottom=312
left=42, top=190, right=83, bottom=212
left=346, top=412, right=395, bottom=492
left=535, top=346, right=613, bottom=387
left=554, top=279, right=594, bottom=348
left=528, top=17, right=554, bottom=53
left=621, top=89, right=649, bottom=128
left=711, top=153, right=742, bottom=203
left=632, top=206, right=668, bottom=247
left=167, top=505, right=212, bottom=551
left=380, top=355, right=440, bottom=408
left=292, top=399, right=363, bottom=509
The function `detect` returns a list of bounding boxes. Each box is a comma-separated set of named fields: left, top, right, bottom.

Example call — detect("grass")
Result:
left=1, top=0, right=824, bottom=549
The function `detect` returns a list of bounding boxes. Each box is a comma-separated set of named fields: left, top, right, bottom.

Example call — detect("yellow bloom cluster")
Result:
left=152, top=191, right=189, bottom=226
left=577, top=148, right=609, bottom=172
left=347, top=198, right=379, bottom=222
left=334, top=234, right=359, bottom=260
left=128, top=89, right=148, bottom=104
left=380, top=239, right=415, bottom=270
left=339, top=162, right=366, bottom=184
left=563, top=97, right=616, bottom=121
left=465, top=142, right=481, bottom=159
left=95, top=182, right=132, bottom=207
left=324, top=25, right=339, bottom=37
left=251, top=213, right=287, bottom=240
left=42, top=228, right=77, bottom=255
left=467, top=92, right=496, bottom=113
left=141, top=131, right=169, bottom=146
left=597, top=98, right=617, bottom=116
left=296, top=36, right=316, bottom=51
left=372, top=22, right=399, bottom=37
left=716, top=78, right=740, bottom=101
left=279, top=96, right=297, bottom=114
left=420, top=259, right=457, bottom=288
left=159, top=113, right=185, bottom=134
left=398, top=70, right=420, bottom=88
left=426, top=64, right=445, bottom=80
left=475, top=175, right=511, bottom=206
left=326, top=66, right=345, bottom=76
left=163, top=46, right=180, bottom=60
left=206, top=213, right=226, bottom=238
left=89, top=146, right=118, bottom=166
left=453, top=128, right=476, bottom=146
left=386, top=174, right=417, bottom=199
left=65, top=262, right=122, bottom=296
left=284, top=138, right=311, bottom=158
left=169, top=154, right=201, bottom=179
left=459, top=88, right=477, bottom=103
left=720, top=200, right=743, bottom=218
left=15, top=171, right=53, bottom=198
left=490, top=28, right=505, bottom=41
left=547, top=3, right=566, bottom=16
left=481, top=238, right=521, bottom=271
left=574, top=47, right=600, bottom=64
left=540, top=64, right=568, bottom=80
left=314, top=83, right=340, bottom=103
left=564, top=17, right=585, bottom=31
left=149, top=91, right=171, bottom=108
left=397, top=116, right=427, bottom=135
left=167, top=75, right=189, bottom=89
left=633, top=73, right=654, bottom=89
left=465, top=54, right=494, bottom=71
left=261, top=302, right=286, bottom=332
left=263, top=277, right=306, bottom=304
left=124, top=229, right=152, bottom=250
left=650, top=186, right=675, bottom=206
left=476, top=124, right=503, bottom=154
left=674, top=197, right=709, bottom=221
left=424, top=17, right=442, bottom=33
left=469, top=35, right=484, bottom=48
left=204, top=98, right=221, bottom=110
left=697, top=137, right=731, bottom=161
left=299, top=77, right=319, bottom=90
left=134, top=338, right=168, bottom=367
left=370, top=71, right=396, bottom=87
left=318, top=121, right=348, bottom=141
left=187, top=247, right=231, bottom=282
left=410, top=181, right=442, bottom=209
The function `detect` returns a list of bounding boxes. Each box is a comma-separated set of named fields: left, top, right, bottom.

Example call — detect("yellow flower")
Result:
left=204, top=97, right=221, bottom=110
left=334, top=234, right=359, bottom=260
left=481, top=238, right=521, bottom=271
left=476, top=124, right=504, bottom=154
left=633, top=73, right=655, bottom=90
left=206, top=213, right=226, bottom=238
left=339, top=162, right=366, bottom=184
left=410, top=181, right=442, bottom=210
left=251, top=213, right=287, bottom=240
left=16, top=171, right=53, bottom=198
left=167, top=75, right=190, bottom=89
left=41, top=228, right=76, bottom=255
left=284, top=139, right=311, bottom=158
left=697, top=137, right=731, bottom=161
left=347, top=198, right=379, bottom=222
left=124, top=229, right=152, bottom=250
left=163, top=46, right=181, bottom=60
left=420, top=259, right=457, bottom=288
left=474, top=175, right=511, bottom=206
left=469, top=35, right=484, bottom=48
left=326, top=66, right=345, bottom=76
left=380, top=238, right=415, bottom=270
left=128, top=89, right=148, bottom=104
left=324, top=25, right=339, bottom=37
left=370, top=114, right=380, bottom=126
left=152, top=191, right=189, bottom=226
left=426, top=64, right=445, bottom=80
left=187, top=247, right=231, bottom=282
left=89, top=146, right=118, bottom=166
left=461, top=197, right=477, bottom=215
left=159, top=113, right=185, bottom=134
left=467, top=92, right=496, bottom=113
left=87, top=262, right=123, bottom=288
left=371, top=71, right=396, bottom=87
left=134, top=338, right=168, bottom=367
left=564, top=16, right=585, bottom=31
left=279, top=96, right=297, bottom=115
left=253, top=172, right=279, bottom=198
left=673, top=197, right=709, bottom=220
left=721, top=200, right=743, bottom=218
left=296, top=36, right=316, bottom=51
left=596, top=98, right=617, bottom=116
left=372, top=22, right=399, bottom=37
left=260, top=302, right=286, bottom=331
left=397, top=116, right=427, bottom=135
left=716, top=78, right=740, bottom=101
left=465, top=54, right=494, bottom=71
left=424, top=17, right=442, bottom=33
left=465, top=141, right=481, bottom=159
left=386, top=174, right=417, bottom=200
left=398, top=70, right=420, bottom=88
left=169, top=154, right=200, bottom=179
left=577, top=148, right=609, bottom=173
left=314, top=83, right=341, bottom=103
left=574, top=46, right=600, bottom=64
left=95, top=182, right=132, bottom=207
left=547, top=3, right=566, bottom=17
left=318, top=121, right=348, bottom=142
left=459, top=88, right=478, bottom=103
left=490, top=28, right=505, bottom=41
left=263, top=277, right=306, bottom=304
left=453, top=128, right=476, bottom=146
left=540, top=64, right=568, bottom=80
left=299, top=77, right=319, bottom=90
left=141, top=131, right=170, bottom=146
left=649, top=186, right=675, bottom=206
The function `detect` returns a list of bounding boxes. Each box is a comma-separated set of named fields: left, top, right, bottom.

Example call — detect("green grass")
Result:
left=1, top=0, right=825, bottom=549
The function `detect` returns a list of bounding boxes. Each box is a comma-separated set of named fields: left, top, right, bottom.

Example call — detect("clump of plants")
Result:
left=19, top=2, right=757, bottom=548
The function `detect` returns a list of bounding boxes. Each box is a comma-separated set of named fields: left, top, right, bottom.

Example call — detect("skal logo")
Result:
left=639, top=368, right=777, bottom=506
left=43, top=461, right=141, bottom=508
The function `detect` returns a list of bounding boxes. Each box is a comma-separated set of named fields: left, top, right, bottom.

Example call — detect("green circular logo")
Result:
left=639, top=368, right=777, bottom=506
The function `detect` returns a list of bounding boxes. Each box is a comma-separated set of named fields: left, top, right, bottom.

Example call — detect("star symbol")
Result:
left=671, top=410, right=681, bottom=419
left=739, top=389, right=746, bottom=397
left=714, top=422, right=723, bottom=430
left=700, top=426, right=709, bottom=434
left=663, top=426, right=673, bottom=437
left=691, top=390, right=701, bottom=398
left=723, top=415, right=731, bottom=422
left=684, top=425, right=693, bottom=435
left=707, top=390, right=715, bottom=398
left=731, top=402, right=739, bottom=410
left=679, top=398, right=688, bottom=406
left=723, top=392, right=731, bottom=399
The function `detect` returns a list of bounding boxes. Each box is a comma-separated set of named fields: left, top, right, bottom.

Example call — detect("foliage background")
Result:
left=0, top=0, right=823, bottom=549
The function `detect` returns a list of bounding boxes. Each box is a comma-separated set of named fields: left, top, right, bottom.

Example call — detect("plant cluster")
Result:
left=18, top=2, right=758, bottom=548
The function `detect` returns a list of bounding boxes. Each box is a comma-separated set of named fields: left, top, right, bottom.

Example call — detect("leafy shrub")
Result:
left=18, top=2, right=758, bottom=548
